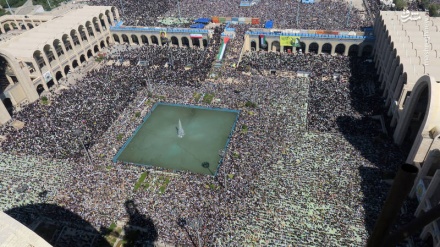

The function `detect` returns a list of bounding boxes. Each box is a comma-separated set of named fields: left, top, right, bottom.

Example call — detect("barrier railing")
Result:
left=246, top=31, right=375, bottom=40
left=110, top=26, right=209, bottom=33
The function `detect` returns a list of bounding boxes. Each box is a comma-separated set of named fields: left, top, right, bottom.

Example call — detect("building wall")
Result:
left=0, top=7, right=119, bottom=124
left=373, top=11, right=440, bottom=246
left=243, top=34, right=374, bottom=56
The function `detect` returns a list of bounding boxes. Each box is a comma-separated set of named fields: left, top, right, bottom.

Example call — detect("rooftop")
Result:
left=0, top=6, right=112, bottom=59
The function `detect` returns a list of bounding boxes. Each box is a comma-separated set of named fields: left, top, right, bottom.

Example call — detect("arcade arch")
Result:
left=348, top=44, right=359, bottom=56
left=151, top=35, right=159, bottom=45
left=271, top=41, right=280, bottom=52
left=192, top=38, right=200, bottom=47
left=141, top=35, right=148, bottom=45
left=131, top=35, right=139, bottom=45
left=171, top=36, right=179, bottom=46
left=335, top=44, right=345, bottom=55
left=113, top=34, right=120, bottom=43
left=321, top=43, right=332, bottom=54
left=121, top=34, right=129, bottom=44
left=181, top=37, right=189, bottom=47
left=251, top=40, right=257, bottom=51
left=36, top=84, right=45, bottom=95
left=55, top=71, right=63, bottom=81
left=309, top=42, right=319, bottom=54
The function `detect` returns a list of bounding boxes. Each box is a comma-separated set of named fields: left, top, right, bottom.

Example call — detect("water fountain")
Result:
left=113, top=103, right=239, bottom=175
left=177, top=119, right=185, bottom=138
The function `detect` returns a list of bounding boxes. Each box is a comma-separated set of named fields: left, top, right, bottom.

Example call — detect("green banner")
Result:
left=280, top=36, right=301, bottom=47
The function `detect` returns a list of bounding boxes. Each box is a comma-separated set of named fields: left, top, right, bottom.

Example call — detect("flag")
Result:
left=190, top=34, right=203, bottom=39
left=259, top=34, right=267, bottom=48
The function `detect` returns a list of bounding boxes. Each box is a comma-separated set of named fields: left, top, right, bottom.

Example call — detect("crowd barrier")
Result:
left=246, top=31, right=375, bottom=40
left=110, top=26, right=209, bottom=34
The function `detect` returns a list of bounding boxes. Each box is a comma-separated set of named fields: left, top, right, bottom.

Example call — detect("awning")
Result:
left=190, top=23, right=205, bottom=28
left=194, top=18, right=211, bottom=24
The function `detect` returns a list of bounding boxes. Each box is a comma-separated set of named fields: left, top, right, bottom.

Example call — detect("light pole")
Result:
left=346, top=0, right=352, bottom=27
left=119, top=0, right=125, bottom=15
left=73, top=128, right=93, bottom=165
left=296, top=3, right=300, bottom=26
left=177, top=0, right=181, bottom=22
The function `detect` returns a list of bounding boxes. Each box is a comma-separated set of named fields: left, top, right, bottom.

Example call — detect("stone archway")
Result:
left=55, top=71, right=63, bottom=81
left=271, top=41, right=280, bottom=52
left=36, top=84, right=45, bottom=95
left=394, top=75, right=440, bottom=163
left=321, top=43, right=332, bottom=54
left=121, top=34, right=129, bottom=44
left=171, top=36, right=179, bottom=46
left=4, top=23, right=11, bottom=32
left=141, top=35, right=148, bottom=45
left=308, top=42, right=319, bottom=54
left=80, top=54, right=86, bottom=64
left=192, top=38, right=200, bottom=47
left=100, top=41, right=105, bottom=48
left=94, top=45, right=99, bottom=53
left=348, top=44, right=359, bottom=56
left=251, top=40, right=257, bottom=51
left=335, top=44, right=345, bottom=55
left=87, top=49, right=93, bottom=58
left=113, top=34, right=120, bottom=43
left=131, top=35, right=139, bottom=45
left=181, top=37, right=189, bottom=47
left=151, top=35, right=159, bottom=45
left=64, top=65, right=70, bottom=74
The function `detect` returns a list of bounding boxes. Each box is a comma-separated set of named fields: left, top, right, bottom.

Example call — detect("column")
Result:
left=41, top=53, right=57, bottom=86
left=50, top=45, right=63, bottom=82
left=32, top=60, right=49, bottom=92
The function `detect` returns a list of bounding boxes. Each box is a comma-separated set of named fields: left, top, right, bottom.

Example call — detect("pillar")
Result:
left=32, top=60, right=49, bottom=92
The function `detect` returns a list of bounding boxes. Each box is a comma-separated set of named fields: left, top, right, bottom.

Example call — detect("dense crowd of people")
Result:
left=0, top=37, right=410, bottom=245
left=90, top=0, right=370, bottom=30
left=0, top=0, right=423, bottom=246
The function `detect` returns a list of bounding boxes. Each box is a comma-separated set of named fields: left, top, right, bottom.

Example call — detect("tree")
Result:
left=393, top=0, right=407, bottom=10
left=429, top=4, right=440, bottom=17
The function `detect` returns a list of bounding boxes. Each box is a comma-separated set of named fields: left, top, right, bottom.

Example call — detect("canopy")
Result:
left=301, top=0, right=315, bottom=3
left=264, top=20, right=273, bottom=28
left=194, top=18, right=211, bottom=24
left=190, top=23, right=205, bottom=28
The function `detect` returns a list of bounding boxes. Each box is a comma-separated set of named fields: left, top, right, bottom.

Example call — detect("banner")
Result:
left=160, top=31, right=168, bottom=44
left=280, top=36, right=301, bottom=47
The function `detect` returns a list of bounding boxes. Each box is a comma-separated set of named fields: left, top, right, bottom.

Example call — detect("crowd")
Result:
left=0, top=36, right=411, bottom=246
left=238, top=52, right=384, bottom=133
left=0, top=0, right=419, bottom=245
left=89, top=0, right=370, bottom=30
